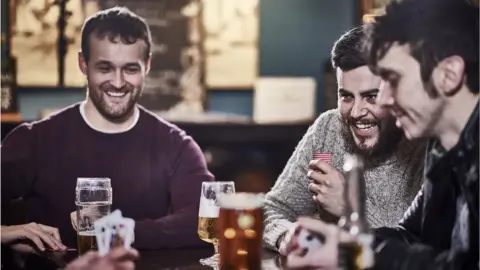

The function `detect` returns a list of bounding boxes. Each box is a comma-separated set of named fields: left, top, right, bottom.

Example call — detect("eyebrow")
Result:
left=338, top=88, right=379, bottom=96
left=378, top=68, right=400, bottom=79
left=94, top=60, right=141, bottom=68
left=94, top=60, right=112, bottom=66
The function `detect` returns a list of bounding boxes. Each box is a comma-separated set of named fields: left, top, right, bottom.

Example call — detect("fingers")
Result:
left=26, top=223, right=65, bottom=250
left=106, top=247, right=139, bottom=262
left=105, top=248, right=138, bottom=270
left=307, top=170, right=331, bottom=187
left=38, top=224, right=63, bottom=244
left=286, top=247, right=312, bottom=269
left=70, top=212, right=78, bottom=231
left=24, top=230, right=46, bottom=251
left=66, top=251, right=100, bottom=269
left=116, top=261, right=136, bottom=270
left=308, top=183, right=327, bottom=196
left=309, top=159, right=335, bottom=174
left=279, top=224, right=299, bottom=256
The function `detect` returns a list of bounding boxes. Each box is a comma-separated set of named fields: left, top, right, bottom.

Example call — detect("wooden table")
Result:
left=4, top=247, right=286, bottom=270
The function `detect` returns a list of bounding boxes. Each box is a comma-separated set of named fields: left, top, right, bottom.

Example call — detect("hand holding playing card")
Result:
left=286, top=217, right=352, bottom=270
left=94, top=210, right=135, bottom=256
left=278, top=222, right=324, bottom=257
left=278, top=222, right=299, bottom=256
left=65, top=247, right=139, bottom=270
left=307, top=159, right=345, bottom=217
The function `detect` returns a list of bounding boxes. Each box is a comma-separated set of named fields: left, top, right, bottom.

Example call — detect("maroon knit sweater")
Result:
left=1, top=103, right=213, bottom=249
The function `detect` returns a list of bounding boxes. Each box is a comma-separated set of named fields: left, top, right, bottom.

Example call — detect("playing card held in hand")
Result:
left=94, top=210, right=135, bottom=256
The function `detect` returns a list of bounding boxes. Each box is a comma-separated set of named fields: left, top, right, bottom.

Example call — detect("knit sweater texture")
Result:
left=263, top=109, right=426, bottom=250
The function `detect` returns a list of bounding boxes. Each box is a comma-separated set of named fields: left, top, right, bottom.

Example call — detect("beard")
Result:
left=340, top=114, right=403, bottom=160
left=88, top=81, right=141, bottom=123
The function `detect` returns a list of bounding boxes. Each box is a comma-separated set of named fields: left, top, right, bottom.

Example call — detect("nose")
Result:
left=377, top=84, right=395, bottom=108
left=351, top=100, right=368, bottom=119
left=110, top=70, right=126, bottom=89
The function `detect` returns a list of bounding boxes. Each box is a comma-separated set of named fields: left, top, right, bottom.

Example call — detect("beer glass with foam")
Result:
left=217, top=193, right=264, bottom=270
left=75, top=178, right=112, bottom=255
left=198, top=181, right=235, bottom=266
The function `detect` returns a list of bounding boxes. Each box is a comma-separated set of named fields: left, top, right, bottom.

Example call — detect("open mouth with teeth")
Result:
left=350, top=122, right=378, bottom=137
left=105, top=91, right=128, bottom=98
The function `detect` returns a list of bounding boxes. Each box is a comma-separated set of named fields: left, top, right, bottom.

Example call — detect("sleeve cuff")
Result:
left=263, top=219, right=294, bottom=251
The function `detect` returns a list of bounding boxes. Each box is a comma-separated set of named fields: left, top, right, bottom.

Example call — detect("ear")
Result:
left=432, top=55, right=465, bottom=96
left=78, top=51, right=88, bottom=75
left=145, top=53, right=152, bottom=74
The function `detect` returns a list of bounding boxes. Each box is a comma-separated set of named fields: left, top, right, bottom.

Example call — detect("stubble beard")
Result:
left=87, top=83, right=141, bottom=123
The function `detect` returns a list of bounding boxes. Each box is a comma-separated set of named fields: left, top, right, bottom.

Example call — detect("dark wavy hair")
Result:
left=81, top=6, right=152, bottom=62
left=331, top=25, right=368, bottom=71
left=364, top=0, right=479, bottom=94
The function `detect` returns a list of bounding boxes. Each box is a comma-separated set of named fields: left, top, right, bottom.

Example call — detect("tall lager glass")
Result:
left=198, top=181, right=235, bottom=266
left=75, top=178, right=112, bottom=255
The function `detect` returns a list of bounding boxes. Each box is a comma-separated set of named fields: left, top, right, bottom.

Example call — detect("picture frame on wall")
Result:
left=201, top=0, right=259, bottom=89
left=9, top=0, right=206, bottom=114
left=10, top=0, right=89, bottom=87
left=99, top=0, right=206, bottom=113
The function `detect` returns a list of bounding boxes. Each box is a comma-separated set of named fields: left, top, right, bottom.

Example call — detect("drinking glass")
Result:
left=217, top=193, right=265, bottom=270
left=197, top=181, right=235, bottom=266
left=75, top=178, right=112, bottom=255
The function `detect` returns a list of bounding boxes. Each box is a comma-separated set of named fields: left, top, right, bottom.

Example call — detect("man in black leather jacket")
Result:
left=283, top=0, right=479, bottom=269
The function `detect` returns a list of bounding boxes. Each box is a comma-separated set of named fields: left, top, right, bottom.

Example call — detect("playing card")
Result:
left=292, top=226, right=324, bottom=255
left=313, top=152, right=332, bottom=164
left=117, top=217, right=135, bottom=249
left=107, top=214, right=124, bottom=249
left=94, top=209, right=136, bottom=254
left=94, top=217, right=112, bottom=256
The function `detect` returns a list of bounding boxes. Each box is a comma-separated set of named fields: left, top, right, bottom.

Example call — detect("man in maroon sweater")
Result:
left=1, top=6, right=213, bottom=250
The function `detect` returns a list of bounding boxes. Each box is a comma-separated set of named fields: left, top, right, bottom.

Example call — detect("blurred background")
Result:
left=1, top=0, right=389, bottom=193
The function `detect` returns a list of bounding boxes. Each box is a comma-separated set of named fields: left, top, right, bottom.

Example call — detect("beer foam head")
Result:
left=217, top=193, right=265, bottom=209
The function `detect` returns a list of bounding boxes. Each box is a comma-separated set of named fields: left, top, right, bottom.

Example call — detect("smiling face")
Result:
left=79, top=35, right=149, bottom=122
left=375, top=44, right=445, bottom=140
left=337, top=65, right=402, bottom=156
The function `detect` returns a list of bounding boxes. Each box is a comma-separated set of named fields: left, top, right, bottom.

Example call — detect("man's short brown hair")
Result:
left=80, top=6, right=152, bottom=62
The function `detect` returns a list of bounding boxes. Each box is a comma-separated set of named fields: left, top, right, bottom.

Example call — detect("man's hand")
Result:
left=1, top=223, right=67, bottom=252
left=70, top=211, right=78, bottom=231
left=66, top=247, right=139, bottom=270
left=286, top=217, right=352, bottom=270
left=278, top=222, right=300, bottom=256
left=307, top=160, right=345, bottom=216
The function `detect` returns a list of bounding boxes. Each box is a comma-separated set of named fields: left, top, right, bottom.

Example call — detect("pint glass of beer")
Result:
left=217, top=193, right=264, bottom=270
left=75, top=178, right=112, bottom=255
left=198, top=181, right=235, bottom=266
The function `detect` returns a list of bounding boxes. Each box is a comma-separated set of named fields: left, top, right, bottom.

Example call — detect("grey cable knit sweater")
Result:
left=263, top=109, right=426, bottom=250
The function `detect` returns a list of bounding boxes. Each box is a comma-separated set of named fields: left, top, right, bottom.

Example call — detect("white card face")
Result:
left=297, top=228, right=323, bottom=253
left=108, top=210, right=123, bottom=221
left=117, top=218, right=135, bottom=249
left=94, top=217, right=112, bottom=256
left=106, top=211, right=124, bottom=249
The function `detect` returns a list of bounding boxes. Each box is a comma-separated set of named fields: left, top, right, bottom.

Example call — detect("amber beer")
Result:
left=217, top=193, right=264, bottom=270
left=198, top=217, right=218, bottom=244
left=75, top=178, right=112, bottom=255
left=77, top=232, right=97, bottom=255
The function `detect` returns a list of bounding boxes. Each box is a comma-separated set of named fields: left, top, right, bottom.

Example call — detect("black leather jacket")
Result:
left=373, top=103, right=479, bottom=270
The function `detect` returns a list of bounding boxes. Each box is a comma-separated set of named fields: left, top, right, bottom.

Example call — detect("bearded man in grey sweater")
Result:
left=263, top=26, right=426, bottom=254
